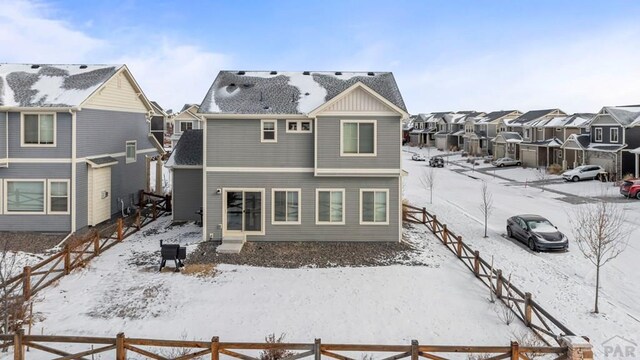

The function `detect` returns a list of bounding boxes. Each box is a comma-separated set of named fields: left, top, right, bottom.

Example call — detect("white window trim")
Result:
left=3, top=179, right=47, bottom=215
left=594, top=128, right=603, bottom=142
left=47, top=179, right=70, bottom=215
left=177, top=121, right=194, bottom=134
left=20, top=113, right=57, bottom=147
left=340, top=119, right=377, bottom=157
left=0, top=181, right=2, bottom=215
left=125, top=140, right=137, bottom=164
left=315, top=188, right=345, bottom=225
left=610, top=128, right=619, bottom=143
left=271, top=188, right=302, bottom=225
left=221, top=188, right=266, bottom=236
left=261, top=119, right=278, bottom=143
left=359, top=189, right=389, bottom=225
left=285, top=120, right=313, bottom=134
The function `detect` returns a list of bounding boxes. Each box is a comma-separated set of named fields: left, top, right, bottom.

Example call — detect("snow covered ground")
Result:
left=403, top=146, right=640, bottom=357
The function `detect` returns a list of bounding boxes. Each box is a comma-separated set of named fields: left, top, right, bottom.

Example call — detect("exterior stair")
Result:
left=216, top=234, right=246, bottom=254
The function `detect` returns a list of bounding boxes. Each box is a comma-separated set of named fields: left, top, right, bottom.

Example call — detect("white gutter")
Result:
left=0, top=106, right=78, bottom=112
left=4, top=111, right=7, bottom=165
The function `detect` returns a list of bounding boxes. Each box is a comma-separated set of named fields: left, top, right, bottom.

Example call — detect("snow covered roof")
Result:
left=527, top=138, right=563, bottom=147
left=165, top=129, right=203, bottom=168
left=603, top=106, right=640, bottom=126
left=483, top=110, right=520, bottom=122
left=0, top=63, right=121, bottom=107
left=511, top=109, right=564, bottom=125
left=452, top=129, right=465, bottom=136
left=199, top=71, right=406, bottom=114
left=587, top=143, right=626, bottom=152
left=562, top=133, right=590, bottom=149
left=493, top=132, right=523, bottom=143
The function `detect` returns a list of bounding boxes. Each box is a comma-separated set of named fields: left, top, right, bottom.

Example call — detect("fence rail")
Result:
left=0, top=330, right=569, bottom=360
left=403, top=203, right=575, bottom=346
left=0, top=191, right=171, bottom=330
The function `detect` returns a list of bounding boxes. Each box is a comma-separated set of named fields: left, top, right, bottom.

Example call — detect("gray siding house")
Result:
left=0, top=64, right=162, bottom=233
left=180, top=71, right=408, bottom=252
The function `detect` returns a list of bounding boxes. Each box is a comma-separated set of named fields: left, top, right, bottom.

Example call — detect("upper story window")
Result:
left=126, top=141, right=137, bottom=163
left=594, top=128, right=603, bottom=142
left=341, top=120, right=376, bottom=156
left=179, top=121, right=193, bottom=133
left=261, top=120, right=277, bottom=142
left=286, top=120, right=312, bottom=133
left=22, top=113, right=56, bottom=147
left=610, top=128, right=619, bottom=143
left=524, top=129, right=530, bottom=139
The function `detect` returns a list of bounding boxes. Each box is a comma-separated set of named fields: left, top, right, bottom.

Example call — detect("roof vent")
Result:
left=237, top=71, right=245, bottom=75
left=304, top=92, right=310, bottom=96
left=31, top=64, right=40, bottom=69
left=367, top=72, right=375, bottom=76
left=79, top=65, right=88, bottom=69
left=335, top=71, right=342, bottom=75
left=270, top=71, right=277, bottom=75
left=303, top=71, right=310, bottom=75
left=229, top=83, right=236, bottom=87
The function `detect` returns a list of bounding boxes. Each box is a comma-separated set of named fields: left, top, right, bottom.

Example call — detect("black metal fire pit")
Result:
left=159, top=240, right=186, bottom=272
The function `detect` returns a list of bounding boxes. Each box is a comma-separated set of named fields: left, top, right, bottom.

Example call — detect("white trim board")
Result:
left=206, top=167, right=314, bottom=173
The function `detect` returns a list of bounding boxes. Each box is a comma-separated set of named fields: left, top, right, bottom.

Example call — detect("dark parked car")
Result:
left=429, top=156, right=444, bottom=167
left=620, top=179, right=640, bottom=199
left=506, top=215, right=568, bottom=252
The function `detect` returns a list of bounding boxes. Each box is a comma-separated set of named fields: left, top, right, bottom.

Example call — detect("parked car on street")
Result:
left=429, top=156, right=444, bottom=167
left=620, top=178, right=640, bottom=199
left=506, top=215, right=568, bottom=252
left=561, top=165, right=604, bottom=182
left=411, top=153, right=426, bottom=161
left=491, top=157, right=521, bottom=167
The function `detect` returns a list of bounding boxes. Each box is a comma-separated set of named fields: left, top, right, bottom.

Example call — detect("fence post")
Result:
left=136, top=209, right=142, bottom=230
left=22, top=267, right=31, bottom=301
left=117, top=218, right=124, bottom=242
left=314, top=338, right=321, bottom=360
left=138, top=189, right=145, bottom=207
left=13, top=329, right=24, bottom=360
left=442, top=224, right=448, bottom=244
left=211, top=336, right=219, bottom=360
left=152, top=200, right=157, bottom=220
left=116, top=332, right=126, bottom=360
left=165, top=194, right=172, bottom=212
left=524, top=292, right=532, bottom=326
left=456, top=236, right=463, bottom=258
left=93, top=232, right=100, bottom=256
left=411, top=340, right=419, bottom=360
left=510, top=341, right=519, bottom=360
left=473, top=251, right=480, bottom=277
left=431, top=215, right=437, bottom=233
left=421, top=207, right=426, bottom=224
left=64, top=245, right=71, bottom=275
left=496, top=269, right=503, bottom=299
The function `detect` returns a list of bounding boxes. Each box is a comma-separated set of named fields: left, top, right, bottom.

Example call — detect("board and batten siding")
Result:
left=0, top=163, right=71, bottom=232
left=206, top=119, right=313, bottom=168
left=315, top=115, right=401, bottom=170
left=7, top=111, right=72, bottom=159
left=172, top=169, right=203, bottom=221
left=82, top=71, right=148, bottom=114
left=205, top=172, right=400, bottom=242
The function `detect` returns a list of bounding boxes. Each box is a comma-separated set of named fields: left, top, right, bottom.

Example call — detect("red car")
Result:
left=620, top=179, right=640, bottom=199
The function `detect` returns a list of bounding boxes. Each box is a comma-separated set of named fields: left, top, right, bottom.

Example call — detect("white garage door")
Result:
left=494, top=144, right=505, bottom=159
left=88, top=166, right=111, bottom=226
left=589, top=157, right=615, bottom=173
left=521, top=150, right=537, bottom=168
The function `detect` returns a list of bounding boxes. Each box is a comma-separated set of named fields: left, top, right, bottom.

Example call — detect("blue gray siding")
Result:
left=0, top=112, right=6, bottom=159
left=0, top=164, right=71, bottom=232
left=316, top=116, right=401, bottom=170
left=206, top=119, right=313, bottom=168
left=75, top=163, right=88, bottom=229
left=7, top=112, right=72, bottom=158
left=205, top=172, right=400, bottom=242
left=173, top=169, right=203, bottom=221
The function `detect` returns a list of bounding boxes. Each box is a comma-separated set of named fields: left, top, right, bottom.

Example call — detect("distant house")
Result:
left=149, top=101, right=167, bottom=147
left=169, top=104, right=202, bottom=148
left=509, top=109, right=567, bottom=167
left=164, top=129, right=202, bottom=221
left=0, top=64, right=162, bottom=233
left=178, top=70, right=408, bottom=252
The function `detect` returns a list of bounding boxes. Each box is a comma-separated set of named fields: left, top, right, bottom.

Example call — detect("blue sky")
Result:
left=1, top=0, right=640, bottom=113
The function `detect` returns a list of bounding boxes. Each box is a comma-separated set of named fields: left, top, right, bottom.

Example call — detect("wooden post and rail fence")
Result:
left=0, top=330, right=590, bottom=360
left=0, top=191, right=171, bottom=315
left=403, top=203, right=581, bottom=347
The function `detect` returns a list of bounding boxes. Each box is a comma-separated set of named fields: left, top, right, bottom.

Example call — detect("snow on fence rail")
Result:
left=403, top=203, right=576, bottom=346
left=0, top=330, right=574, bottom=360
left=0, top=191, right=171, bottom=329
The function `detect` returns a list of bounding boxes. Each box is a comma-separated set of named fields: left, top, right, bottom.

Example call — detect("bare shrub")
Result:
left=419, top=168, right=437, bottom=204
left=488, top=256, right=496, bottom=303
left=260, top=333, right=294, bottom=360
left=622, top=173, right=635, bottom=180
left=467, top=353, right=493, bottom=360
left=479, top=182, right=494, bottom=238
left=159, top=331, right=197, bottom=359
left=461, top=152, right=469, bottom=157
left=547, top=163, right=563, bottom=175
left=182, top=264, right=217, bottom=278
left=511, top=330, right=546, bottom=360
left=497, top=274, right=516, bottom=325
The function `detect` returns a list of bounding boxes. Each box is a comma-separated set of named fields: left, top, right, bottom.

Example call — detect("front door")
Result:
left=88, top=166, right=112, bottom=226
left=224, top=189, right=263, bottom=235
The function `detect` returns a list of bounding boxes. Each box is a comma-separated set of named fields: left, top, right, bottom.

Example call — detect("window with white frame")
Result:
left=286, top=120, right=312, bottom=133
left=595, top=128, right=603, bottom=142
left=5, top=180, right=45, bottom=213
left=48, top=180, right=69, bottom=214
left=524, top=129, right=530, bottom=138
left=261, top=120, right=277, bottom=142
left=610, top=128, right=619, bottom=143
left=360, top=189, right=388, bottom=224
left=179, top=121, right=194, bottom=133
left=341, top=120, right=376, bottom=156
left=316, top=189, right=344, bottom=224
left=272, top=189, right=301, bottom=224
left=126, top=141, right=137, bottom=163
left=22, top=113, right=55, bottom=146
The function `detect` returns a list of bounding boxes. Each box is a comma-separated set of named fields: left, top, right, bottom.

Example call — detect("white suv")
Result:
left=562, top=165, right=604, bottom=182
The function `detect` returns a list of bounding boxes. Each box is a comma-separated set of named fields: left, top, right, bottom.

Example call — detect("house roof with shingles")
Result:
left=493, top=132, right=523, bottom=143
left=484, top=110, right=520, bottom=122
left=511, top=109, right=564, bottom=125
left=165, top=130, right=203, bottom=168
left=0, top=63, right=121, bottom=107
left=562, top=133, right=591, bottom=149
left=602, top=106, right=640, bottom=126
left=199, top=71, right=406, bottom=114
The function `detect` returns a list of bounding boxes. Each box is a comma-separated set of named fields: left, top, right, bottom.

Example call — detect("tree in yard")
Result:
left=419, top=167, right=437, bottom=204
left=568, top=201, right=631, bottom=313
left=0, top=239, right=23, bottom=338
left=536, top=166, right=548, bottom=192
left=479, top=181, right=493, bottom=238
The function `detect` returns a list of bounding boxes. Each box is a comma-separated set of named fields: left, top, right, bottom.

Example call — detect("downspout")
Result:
left=5, top=111, right=7, bottom=164
left=69, top=108, right=78, bottom=233
left=201, top=115, right=208, bottom=242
